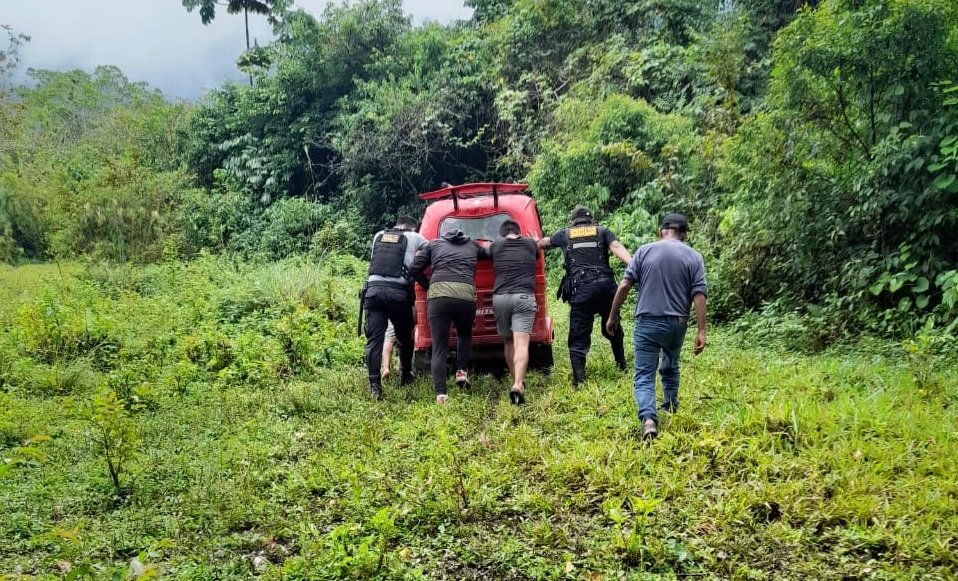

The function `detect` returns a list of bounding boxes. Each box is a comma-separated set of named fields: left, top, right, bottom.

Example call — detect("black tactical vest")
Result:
left=564, top=224, right=612, bottom=278
left=368, top=229, right=409, bottom=279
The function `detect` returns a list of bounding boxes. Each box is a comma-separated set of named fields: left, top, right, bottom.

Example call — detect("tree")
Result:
left=182, top=0, right=282, bottom=50
left=0, top=25, right=29, bottom=80
left=1, top=25, right=30, bottom=154
left=719, top=0, right=958, bottom=331
left=182, top=0, right=285, bottom=84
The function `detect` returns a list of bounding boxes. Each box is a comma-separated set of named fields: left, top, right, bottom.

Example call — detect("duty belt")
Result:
left=366, top=280, right=411, bottom=290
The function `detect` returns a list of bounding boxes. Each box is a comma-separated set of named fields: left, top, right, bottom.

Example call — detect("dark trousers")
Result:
left=427, top=297, right=476, bottom=395
left=568, top=287, right=626, bottom=383
left=364, top=287, right=414, bottom=388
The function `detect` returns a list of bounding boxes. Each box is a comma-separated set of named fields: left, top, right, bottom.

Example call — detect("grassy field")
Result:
left=1, top=259, right=956, bottom=580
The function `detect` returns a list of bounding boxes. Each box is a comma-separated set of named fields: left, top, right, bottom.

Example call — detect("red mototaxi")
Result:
left=413, top=182, right=554, bottom=371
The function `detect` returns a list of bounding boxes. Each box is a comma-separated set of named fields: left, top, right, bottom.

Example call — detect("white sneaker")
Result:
left=436, top=394, right=449, bottom=405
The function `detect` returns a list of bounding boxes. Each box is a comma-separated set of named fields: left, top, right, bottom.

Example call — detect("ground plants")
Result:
left=80, top=390, right=141, bottom=497
left=1, top=260, right=956, bottom=579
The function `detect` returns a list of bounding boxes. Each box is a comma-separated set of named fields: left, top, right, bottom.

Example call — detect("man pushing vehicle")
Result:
left=538, top=205, right=633, bottom=387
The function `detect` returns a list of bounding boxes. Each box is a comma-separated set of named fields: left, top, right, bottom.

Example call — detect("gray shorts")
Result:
left=493, top=293, right=537, bottom=338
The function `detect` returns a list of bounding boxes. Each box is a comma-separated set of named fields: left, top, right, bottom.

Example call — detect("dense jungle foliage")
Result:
left=1, top=0, right=956, bottom=341
left=2, top=2, right=958, bottom=578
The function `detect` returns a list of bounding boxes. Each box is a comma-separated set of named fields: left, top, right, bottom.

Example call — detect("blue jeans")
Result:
left=633, top=316, right=687, bottom=422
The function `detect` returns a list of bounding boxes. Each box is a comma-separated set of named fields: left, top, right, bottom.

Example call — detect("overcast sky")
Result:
left=2, top=1, right=473, bottom=100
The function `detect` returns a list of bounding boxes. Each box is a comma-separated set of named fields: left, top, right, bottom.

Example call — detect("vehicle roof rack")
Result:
left=419, top=182, right=529, bottom=210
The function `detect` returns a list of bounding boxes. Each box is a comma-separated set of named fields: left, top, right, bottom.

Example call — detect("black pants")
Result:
left=364, top=286, right=414, bottom=388
left=427, top=297, right=476, bottom=395
left=568, top=286, right=626, bottom=383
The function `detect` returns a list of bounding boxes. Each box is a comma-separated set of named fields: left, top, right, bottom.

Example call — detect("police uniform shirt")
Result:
left=548, top=225, right=618, bottom=264
left=368, top=230, right=427, bottom=286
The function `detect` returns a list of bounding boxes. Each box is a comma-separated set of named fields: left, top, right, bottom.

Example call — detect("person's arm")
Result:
left=605, top=278, right=634, bottom=336
left=408, top=244, right=432, bottom=290
left=369, top=232, right=382, bottom=259
left=609, top=240, right=632, bottom=265
left=478, top=241, right=492, bottom=259
left=692, top=293, right=707, bottom=355
left=689, top=254, right=707, bottom=354
left=538, top=229, right=562, bottom=251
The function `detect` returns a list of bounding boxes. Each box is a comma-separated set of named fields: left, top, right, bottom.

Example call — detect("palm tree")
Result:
left=182, top=0, right=277, bottom=83
left=225, top=0, right=273, bottom=51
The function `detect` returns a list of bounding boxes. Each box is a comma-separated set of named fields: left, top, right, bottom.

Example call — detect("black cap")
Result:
left=570, top=205, right=593, bottom=224
left=659, top=213, right=688, bottom=233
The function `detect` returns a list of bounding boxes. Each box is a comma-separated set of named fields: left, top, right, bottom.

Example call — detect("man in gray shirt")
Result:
left=607, top=213, right=707, bottom=441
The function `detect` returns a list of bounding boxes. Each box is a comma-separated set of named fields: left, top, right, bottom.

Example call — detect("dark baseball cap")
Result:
left=659, top=213, right=688, bottom=233
left=570, top=205, right=593, bottom=222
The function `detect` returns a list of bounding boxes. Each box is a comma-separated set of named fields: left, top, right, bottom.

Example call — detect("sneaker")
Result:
left=509, top=387, right=525, bottom=405
left=400, top=372, right=415, bottom=386
left=370, top=385, right=384, bottom=401
left=659, top=401, right=677, bottom=414
left=641, top=418, right=658, bottom=441
left=616, top=359, right=628, bottom=372
left=455, top=370, right=470, bottom=390
left=436, top=393, right=449, bottom=405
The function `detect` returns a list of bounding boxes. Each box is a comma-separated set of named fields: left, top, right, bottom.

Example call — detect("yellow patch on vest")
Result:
left=381, top=233, right=401, bottom=243
left=569, top=226, right=597, bottom=238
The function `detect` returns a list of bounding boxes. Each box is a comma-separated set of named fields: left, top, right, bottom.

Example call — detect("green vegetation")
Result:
left=3, top=0, right=956, bottom=337
left=2, top=0, right=958, bottom=578
left=1, top=260, right=956, bottom=579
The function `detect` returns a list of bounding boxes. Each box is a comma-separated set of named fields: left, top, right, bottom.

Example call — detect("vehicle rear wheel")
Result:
left=529, top=343, right=553, bottom=372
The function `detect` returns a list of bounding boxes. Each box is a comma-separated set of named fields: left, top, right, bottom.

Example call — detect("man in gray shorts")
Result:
left=484, top=219, right=538, bottom=404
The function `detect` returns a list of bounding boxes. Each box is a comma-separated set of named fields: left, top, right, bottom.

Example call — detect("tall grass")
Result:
left=0, top=258, right=955, bottom=579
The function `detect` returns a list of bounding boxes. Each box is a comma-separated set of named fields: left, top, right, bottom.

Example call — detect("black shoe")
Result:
left=509, top=387, right=525, bottom=405
left=370, top=385, right=383, bottom=401
left=641, top=418, right=658, bottom=441
left=400, top=372, right=415, bottom=386
left=616, top=360, right=628, bottom=372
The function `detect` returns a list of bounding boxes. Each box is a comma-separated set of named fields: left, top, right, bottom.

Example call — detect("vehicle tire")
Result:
left=414, top=350, right=431, bottom=373
left=529, top=343, right=553, bottom=372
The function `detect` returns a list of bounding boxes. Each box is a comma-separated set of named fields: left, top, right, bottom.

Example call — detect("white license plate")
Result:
left=476, top=307, right=494, bottom=316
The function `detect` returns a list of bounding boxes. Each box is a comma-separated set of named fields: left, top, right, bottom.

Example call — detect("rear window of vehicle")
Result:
left=439, top=213, right=512, bottom=241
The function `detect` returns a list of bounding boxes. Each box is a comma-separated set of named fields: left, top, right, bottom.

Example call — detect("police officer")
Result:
left=538, top=206, right=633, bottom=386
left=362, top=215, right=427, bottom=400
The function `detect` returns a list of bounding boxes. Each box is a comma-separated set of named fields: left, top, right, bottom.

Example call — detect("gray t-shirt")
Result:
left=368, top=230, right=427, bottom=285
left=623, top=239, right=706, bottom=317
